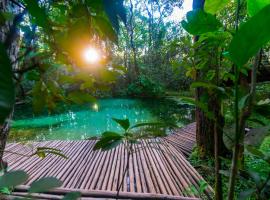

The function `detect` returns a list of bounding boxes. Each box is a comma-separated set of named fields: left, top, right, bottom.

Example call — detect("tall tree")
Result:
left=192, top=0, right=224, bottom=199
left=0, top=0, right=21, bottom=168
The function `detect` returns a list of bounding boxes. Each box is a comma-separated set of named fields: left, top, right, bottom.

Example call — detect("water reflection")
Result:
left=10, top=98, right=194, bottom=141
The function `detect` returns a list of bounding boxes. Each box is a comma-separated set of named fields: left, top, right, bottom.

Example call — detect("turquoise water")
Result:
left=10, top=98, right=194, bottom=141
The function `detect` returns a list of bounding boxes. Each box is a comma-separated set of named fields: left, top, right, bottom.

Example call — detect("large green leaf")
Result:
left=93, top=131, right=123, bottom=151
left=0, top=42, right=15, bottom=123
left=247, top=0, right=270, bottom=16
left=181, top=9, right=222, bottom=35
left=102, top=0, right=126, bottom=33
left=29, top=177, right=62, bottom=193
left=93, top=16, right=117, bottom=42
left=0, top=171, right=28, bottom=188
left=112, top=118, right=130, bottom=130
left=62, top=192, right=81, bottom=200
left=204, top=0, right=230, bottom=14
left=244, top=126, right=270, bottom=147
left=229, top=5, right=270, bottom=66
left=24, top=0, right=51, bottom=32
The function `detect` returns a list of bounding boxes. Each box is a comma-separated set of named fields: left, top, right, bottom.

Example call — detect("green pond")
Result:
left=10, top=98, right=194, bottom=141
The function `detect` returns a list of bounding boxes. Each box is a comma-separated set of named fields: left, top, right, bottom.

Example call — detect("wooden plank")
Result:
left=15, top=185, right=201, bottom=200
left=4, top=122, right=213, bottom=200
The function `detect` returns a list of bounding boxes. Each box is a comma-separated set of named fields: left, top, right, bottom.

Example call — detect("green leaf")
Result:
left=244, top=126, right=270, bottom=147
left=0, top=171, right=28, bottom=188
left=191, top=81, right=225, bottom=93
left=103, top=0, right=126, bottom=33
left=112, top=118, right=130, bottom=130
left=33, top=147, right=68, bottom=159
left=24, top=0, right=51, bottom=32
left=238, top=94, right=250, bottom=110
left=62, top=192, right=81, bottom=200
left=130, top=122, right=178, bottom=130
left=93, top=16, right=117, bottom=42
left=32, top=81, right=47, bottom=113
left=223, top=124, right=236, bottom=150
left=26, top=70, right=40, bottom=81
left=181, top=9, right=222, bottom=35
left=0, top=42, right=15, bottom=123
left=68, top=92, right=96, bottom=104
left=29, top=177, right=62, bottom=193
left=219, top=170, right=230, bottom=177
left=0, top=187, right=11, bottom=195
left=36, top=151, right=46, bottom=159
left=204, top=0, right=230, bottom=14
left=170, top=96, right=214, bottom=119
left=130, top=122, right=166, bottom=129
left=229, top=5, right=270, bottom=66
left=93, top=131, right=123, bottom=151
left=238, top=188, right=256, bottom=200
left=247, top=0, right=270, bottom=16
left=246, top=145, right=265, bottom=159
left=248, top=170, right=261, bottom=186
left=0, top=12, right=14, bottom=26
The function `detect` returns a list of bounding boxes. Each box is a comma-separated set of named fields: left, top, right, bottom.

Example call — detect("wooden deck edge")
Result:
left=15, top=185, right=201, bottom=200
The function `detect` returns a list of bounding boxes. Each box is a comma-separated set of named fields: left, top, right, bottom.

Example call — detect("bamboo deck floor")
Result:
left=4, top=122, right=213, bottom=199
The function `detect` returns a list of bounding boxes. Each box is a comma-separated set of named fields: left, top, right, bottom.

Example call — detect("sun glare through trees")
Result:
left=0, top=0, right=270, bottom=200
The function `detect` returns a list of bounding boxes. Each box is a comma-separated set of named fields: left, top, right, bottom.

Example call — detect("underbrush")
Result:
left=189, top=136, right=270, bottom=199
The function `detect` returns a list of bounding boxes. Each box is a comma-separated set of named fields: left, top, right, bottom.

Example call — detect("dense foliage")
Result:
left=0, top=0, right=270, bottom=200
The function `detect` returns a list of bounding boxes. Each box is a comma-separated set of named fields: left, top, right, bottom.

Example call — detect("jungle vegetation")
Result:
left=0, top=0, right=270, bottom=199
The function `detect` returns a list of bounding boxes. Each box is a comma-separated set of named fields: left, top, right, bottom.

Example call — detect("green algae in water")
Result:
left=10, top=98, right=194, bottom=141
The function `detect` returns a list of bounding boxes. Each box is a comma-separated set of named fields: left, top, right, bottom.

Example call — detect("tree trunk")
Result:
left=0, top=0, right=20, bottom=166
left=128, top=0, right=139, bottom=80
left=193, top=0, right=215, bottom=158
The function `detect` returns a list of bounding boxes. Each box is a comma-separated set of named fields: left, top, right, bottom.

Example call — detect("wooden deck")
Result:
left=4, top=123, right=213, bottom=199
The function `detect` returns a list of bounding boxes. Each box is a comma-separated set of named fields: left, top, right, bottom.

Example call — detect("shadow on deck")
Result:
left=3, top=123, right=213, bottom=199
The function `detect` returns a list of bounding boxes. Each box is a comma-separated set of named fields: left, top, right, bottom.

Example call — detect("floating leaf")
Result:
left=181, top=9, right=222, bottom=35
left=29, top=177, right=62, bottom=193
left=0, top=171, right=28, bottom=188
left=229, top=5, right=270, bottom=66
left=204, top=0, right=230, bottom=14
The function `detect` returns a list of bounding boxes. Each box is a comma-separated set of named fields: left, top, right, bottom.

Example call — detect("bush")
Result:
left=127, top=75, right=165, bottom=98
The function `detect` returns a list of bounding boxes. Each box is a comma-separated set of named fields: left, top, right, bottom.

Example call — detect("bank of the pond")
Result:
left=10, top=98, right=194, bottom=142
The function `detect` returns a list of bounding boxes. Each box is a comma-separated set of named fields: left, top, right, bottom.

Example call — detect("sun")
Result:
left=83, top=47, right=100, bottom=63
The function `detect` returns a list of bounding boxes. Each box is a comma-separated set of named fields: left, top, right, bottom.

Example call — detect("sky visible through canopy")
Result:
left=168, top=0, right=192, bottom=22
